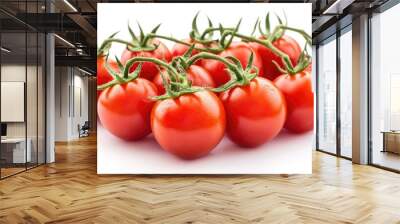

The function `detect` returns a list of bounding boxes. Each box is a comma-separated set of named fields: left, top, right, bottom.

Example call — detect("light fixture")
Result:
left=78, top=67, right=93, bottom=76
left=63, top=0, right=78, bottom=12
left=1, top=47, right=11, bottom=53
left=322, top=0, right=354, bottom=15
left=54, top=34, right=75, bottom=48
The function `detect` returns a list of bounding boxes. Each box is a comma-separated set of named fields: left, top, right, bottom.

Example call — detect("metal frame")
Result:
left=336, top=21, right=341, bottom=158
left=315, top=32, right=338, bottom=156
left=315, top=44, right=319, bottom=151
left=315, top=20, right=353, bottom=162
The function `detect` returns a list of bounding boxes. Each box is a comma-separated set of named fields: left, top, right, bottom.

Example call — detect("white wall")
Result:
left=54, top=67, right=89, bottom=141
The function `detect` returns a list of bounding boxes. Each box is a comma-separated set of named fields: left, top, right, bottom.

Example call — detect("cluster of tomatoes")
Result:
left=97, top=14, right=314, bottom=160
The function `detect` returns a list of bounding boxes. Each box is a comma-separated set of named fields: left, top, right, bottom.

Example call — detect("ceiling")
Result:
left=0, top=0, right=394, bottom=71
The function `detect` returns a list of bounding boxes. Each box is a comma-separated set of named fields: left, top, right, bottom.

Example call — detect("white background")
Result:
left=98, top=3, right=312, bottom=57
left=97, top=3, right=312, bottom=174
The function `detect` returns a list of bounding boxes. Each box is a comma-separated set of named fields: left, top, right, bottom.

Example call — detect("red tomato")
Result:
left=97, top=55, right=119, bottom=99
left=171, top=39, right=218, bottom=65
left=151, top=91, right=226, bottom=159
left=98, top=79, right=158, bottom=141
left=153, top=65, right=215, bottom=94
left=274, top=70, right=314, bottom=133
left=249, top=35, right=301, bottom=81
left=171, top=39, right=200, bottom=59
left=220, top=77, right=286, bottom=147
left=201, top=42, right=263, bottom=87
left=120, top=39, right=172, bottom=81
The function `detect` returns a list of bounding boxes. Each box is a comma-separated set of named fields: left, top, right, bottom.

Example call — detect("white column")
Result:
left=352, top=14, right=369, bottom=164
left=45, top=1, right=56, bottom=163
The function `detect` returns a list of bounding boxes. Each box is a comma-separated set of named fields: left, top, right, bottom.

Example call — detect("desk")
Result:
left=1, top=138, right=31, bottom=163
left=381, top=131, right=400, bottom=154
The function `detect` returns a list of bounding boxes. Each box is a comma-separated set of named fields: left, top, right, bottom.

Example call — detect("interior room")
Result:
left=1, top=0, right=400, bottom=223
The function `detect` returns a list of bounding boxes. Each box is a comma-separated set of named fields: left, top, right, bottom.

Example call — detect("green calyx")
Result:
left=272, top=44, right=311, bottom=75
left=189, top=12, right=215, bottom=44
left=97, top=55, right=144, bottom=91
left=97, top=23, right=161, bottom=55
left=185, top=51, right=258, bottom=93
left=127, top=23, right=161, bottom=51
left=123, top=54, right=201, bottom=101
left=219, top=18, right=242, bottom=49
left=260, top=12, right=287, bottom=42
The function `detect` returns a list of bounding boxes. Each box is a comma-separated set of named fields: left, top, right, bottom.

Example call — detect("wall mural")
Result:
left=97, top=3, right=313, bottom=174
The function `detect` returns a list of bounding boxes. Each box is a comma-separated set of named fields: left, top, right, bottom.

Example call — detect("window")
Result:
left=317, top=35, right=337, bottom=155
left=370, top=3, right=400, bottom=171
left=339, top=27, right=352, bottom=158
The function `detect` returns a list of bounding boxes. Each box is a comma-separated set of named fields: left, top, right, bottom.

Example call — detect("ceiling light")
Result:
left=323, top=0, right=354, bottom=15
left=54, top=34, right=75, bottom=48
left=78, top=67, right=93, bottom=76
left=63, top=0, right=78, bottom=12
left=1, top=47, right=11, bottom=53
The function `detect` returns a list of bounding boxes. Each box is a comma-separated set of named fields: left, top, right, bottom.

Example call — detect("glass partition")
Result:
left=0, top=1, right=46, bottom=179
left=317, top=35, right=337, bottom=155
left=1, top=30, right=28, bottom=178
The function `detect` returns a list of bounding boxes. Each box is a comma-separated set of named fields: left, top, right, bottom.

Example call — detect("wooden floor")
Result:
left=1, top=135, right=400, bottom=224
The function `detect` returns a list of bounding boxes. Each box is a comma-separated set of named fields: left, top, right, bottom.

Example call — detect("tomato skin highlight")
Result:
left=201, top=42, right=263, bottom=87
left=249, top=35, right=301, bottom=81
left=151, top=91, right=226, bottom=160
left=120, top=39, right=172, bottom=81
left=153, top=65, right=215, bottom=95
left=98, top=79, right=158, bottom=141
left=220, top=77, right=286, bottom=147
left=274, top=71, right=314, bottom=133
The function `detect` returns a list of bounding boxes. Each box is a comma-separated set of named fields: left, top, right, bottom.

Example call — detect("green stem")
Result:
left=199, top=27, right=234, bottom=40
left=123, top=56, right=180, bottom=81
left=98, top=38, right=136, bottom=52
left=186, top=52, right=243, bottom=81
left=222, top=31, right=295, bottom=73
left=147, top=34, right=223, bottom=54
left=276, top=25, right=312, bottom=45
left=97, top=79, right=120, bottom=91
